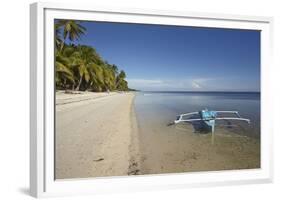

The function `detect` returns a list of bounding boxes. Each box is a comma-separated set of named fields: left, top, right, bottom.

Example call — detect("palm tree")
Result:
left=117, top=79, right=128, bottom=91
left=55, top=46, right=76, bottom=89
left=56, top=20, right=86, bottom=51
left=87, top=63, right=104, bottom=91
left=118, top=70, right=126, bottom=79
left=55, top=23, right=62, bottom=50
left=115, top=70, right=129, bottom=91
left=111, top=64, right=119, bottom=76
left=54, top=20, right=131, bottom=92
left=70, top=45, right=97, bottom=90
left=116, top=70, right=126, bottom=87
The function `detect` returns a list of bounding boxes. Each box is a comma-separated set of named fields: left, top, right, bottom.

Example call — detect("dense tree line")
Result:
left=55, top=20, right=130, bottom=92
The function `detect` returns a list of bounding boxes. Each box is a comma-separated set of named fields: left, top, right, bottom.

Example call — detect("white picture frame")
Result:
left=30, top=2, right=274, bottom=198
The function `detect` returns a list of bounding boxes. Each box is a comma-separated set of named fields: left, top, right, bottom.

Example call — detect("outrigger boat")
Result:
left=174, top=109, right=250, bottom=134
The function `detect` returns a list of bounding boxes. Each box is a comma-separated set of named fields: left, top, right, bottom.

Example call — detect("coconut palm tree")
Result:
left=87, top=63, right=104, bottom=91
left=55, top=46, right=77, bottom=89
left=116, top=70, right=128, bottom=91
left=117, top=79, right=128, bottom=91
left=54, top=20, right=131, bottom=92
left=116, top=70, right=126, bottom=86
left=56, top=20, right=86, bottom=51
left=55, top=23, right=62, bottom=50
left=70, top=45, right=98, bottom=90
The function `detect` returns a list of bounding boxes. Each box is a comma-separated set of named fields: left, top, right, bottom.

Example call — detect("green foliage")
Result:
left=55, top=20, right=130, bottom=92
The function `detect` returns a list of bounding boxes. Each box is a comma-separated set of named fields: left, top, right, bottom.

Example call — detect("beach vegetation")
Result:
left=55, top=20, right=130, bottom=92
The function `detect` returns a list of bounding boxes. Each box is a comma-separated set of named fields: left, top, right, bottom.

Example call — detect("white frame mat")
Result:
left=30, top=2, right=274, bottom=198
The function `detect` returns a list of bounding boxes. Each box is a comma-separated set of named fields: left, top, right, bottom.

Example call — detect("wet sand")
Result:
left=137, top=120, right=260, bottom=175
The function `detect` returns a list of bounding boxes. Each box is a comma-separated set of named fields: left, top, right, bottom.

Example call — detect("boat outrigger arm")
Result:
left=174, top=109, right=250, bottom=134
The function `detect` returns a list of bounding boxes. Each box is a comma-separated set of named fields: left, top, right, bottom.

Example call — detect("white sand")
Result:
left=55, top=92, right=136, bottom=179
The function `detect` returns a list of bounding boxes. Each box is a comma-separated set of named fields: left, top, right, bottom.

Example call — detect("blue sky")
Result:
left=68, top=20, right=260, bottom=92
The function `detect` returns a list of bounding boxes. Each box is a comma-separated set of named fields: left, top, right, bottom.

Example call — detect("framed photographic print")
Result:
left=30, top=2, right=274, bottom=198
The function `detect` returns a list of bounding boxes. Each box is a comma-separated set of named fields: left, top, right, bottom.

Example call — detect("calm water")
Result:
left=134, top=91, right=261, bottom=138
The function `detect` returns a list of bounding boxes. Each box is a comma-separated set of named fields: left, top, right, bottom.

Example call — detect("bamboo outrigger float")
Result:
left=174, top=109, right=251, bottom=133
left=174, top=109, right=250, bottom=144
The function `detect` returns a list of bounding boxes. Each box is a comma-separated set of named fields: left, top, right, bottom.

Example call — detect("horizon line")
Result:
left=137, top=90, right=261, bottom=93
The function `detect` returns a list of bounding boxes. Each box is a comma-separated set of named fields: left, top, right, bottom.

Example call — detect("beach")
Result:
left=55, top=91, right=138, bottom=179
left=55, top=91, right=260, bottom=179
left=54, top=18, right=261, bottom=180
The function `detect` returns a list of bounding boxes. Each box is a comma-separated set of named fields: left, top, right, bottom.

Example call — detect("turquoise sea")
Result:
left=134, top=91, right=260, bottom=138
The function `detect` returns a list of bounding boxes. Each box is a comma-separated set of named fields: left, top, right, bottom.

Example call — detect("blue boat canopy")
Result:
left=199, top=109, right=217, bottom=120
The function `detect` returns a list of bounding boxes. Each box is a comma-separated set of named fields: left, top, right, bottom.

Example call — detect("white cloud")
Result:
left=191, top=81, right=202, bottom=89
left=127, top=77, right=212, bottom=91
left=127, top=77, right=259, bottom=92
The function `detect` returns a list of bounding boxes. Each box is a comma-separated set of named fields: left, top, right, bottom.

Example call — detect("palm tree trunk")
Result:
left=71, top=77, right=78, bottom=90
left=75, top=76, right=83, bottom=91
left=85, top=81, right=92, bottom=91
left=63, top=78, right=66, bottom=88
left=60, top=38, right=65, bottom=52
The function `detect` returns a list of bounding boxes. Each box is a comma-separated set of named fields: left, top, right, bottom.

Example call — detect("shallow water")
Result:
left=135, top=91, right=260, bottom=138
left=134, top=91, right=260, bottom=174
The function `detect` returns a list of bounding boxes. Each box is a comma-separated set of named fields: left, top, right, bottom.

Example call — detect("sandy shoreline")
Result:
left=55, top=91, right=137, bottom=179
left=56, top=91, right=119, bottom=105
left=56, top=91, right=260, bottom=179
